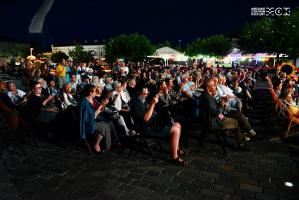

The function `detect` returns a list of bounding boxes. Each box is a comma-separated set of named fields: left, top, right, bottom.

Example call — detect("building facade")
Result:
left=51, top=44, right=105, bottom=60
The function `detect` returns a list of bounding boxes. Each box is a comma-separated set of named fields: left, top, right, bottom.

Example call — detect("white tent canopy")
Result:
left=148, top=47, right=188, bottom=64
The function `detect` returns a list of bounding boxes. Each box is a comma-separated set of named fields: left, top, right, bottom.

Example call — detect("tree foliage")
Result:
left=69, top=45, right=94, bottom=64
left=239, top=9, right=299, bottom=59
left=51, top=51, right=69, bottom=63
left=105, top=33, right=154, bottom=62
left=186, top=35, right=232, bottom=58
left=0, top=42, right=30, bottom=58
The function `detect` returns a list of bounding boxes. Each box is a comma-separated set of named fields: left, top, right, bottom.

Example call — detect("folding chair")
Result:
left=285, top=104, right=299, bottom=137
left=199, top=124, right=239, bottom=154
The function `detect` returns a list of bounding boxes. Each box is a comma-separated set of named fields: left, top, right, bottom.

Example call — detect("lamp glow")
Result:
left=284, top=182, right=294, bottom=187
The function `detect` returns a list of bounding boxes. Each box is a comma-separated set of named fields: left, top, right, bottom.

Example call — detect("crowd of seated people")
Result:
left=0, top=58, right=262, bottom=165
left=267, top=71, right=299, bottom=137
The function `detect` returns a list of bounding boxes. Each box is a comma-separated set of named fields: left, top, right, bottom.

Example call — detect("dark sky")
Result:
left=0, top=0, right=298, bottom=48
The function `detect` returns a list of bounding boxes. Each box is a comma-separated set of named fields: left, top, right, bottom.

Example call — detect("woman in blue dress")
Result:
left=80, top=84, right=115, bottom=152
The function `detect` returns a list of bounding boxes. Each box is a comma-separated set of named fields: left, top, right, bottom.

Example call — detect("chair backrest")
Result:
left=287, top=105, right=299, bottom=123
left=280, top=100, right=295, bottom=119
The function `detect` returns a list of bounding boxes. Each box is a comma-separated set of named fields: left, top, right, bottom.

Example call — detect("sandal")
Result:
left=178, top=149, right=190, bottom=156
left=172, top=157, right=187, bottom=166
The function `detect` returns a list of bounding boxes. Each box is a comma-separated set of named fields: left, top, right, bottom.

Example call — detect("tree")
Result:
left=202, top=35, right=232, bottom=57
left=69, top=45, right=94, bottom=64
left=51, top=51, right=69, bottom=63
left=186, top=35, right=232, bottom=58
left=105, top=33, right=154, bottom=63
left=185, top=38, right=202, bottom=57
left=239, top=9, right=299, bottom=60
left=0, top=42, right=30, bottom=58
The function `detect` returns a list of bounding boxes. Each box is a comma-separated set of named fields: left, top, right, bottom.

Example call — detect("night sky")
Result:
left=0, top=0, right=298, bottom=48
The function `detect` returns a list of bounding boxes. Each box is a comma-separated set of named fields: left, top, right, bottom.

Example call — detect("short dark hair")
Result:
left=30, top=81, right=40, bottom=90
left=165, top=78, right=171, bottom=85
left=83, top=84, right=96, bottom=97
left=202, top=78, right=214, bottom=91
left=137, top=85, right=149, bottom=95
left=5, top=80, right=15, bottom=87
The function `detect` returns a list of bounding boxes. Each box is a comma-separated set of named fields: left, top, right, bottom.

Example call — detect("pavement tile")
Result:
left=234, top=188, right=256, bottom=199
left=102, top=187, right=124, bottom=199
left=125, top=173, right=144, bottom=180
left=239, top=183, right=262, bottom=192
left=150, top=191, right=172, bottom=200
left=120, top=191, right=141, bottom=200
left=173, top=175, right=194, bottom=184
left=200, top=188, right=223, bottom=198
left=133, top=187, right=153, bottom=196
left=116, top=177, right=133, bottom=184
left=191, top=178, right=214, bottom=190
left=147, top=183, right=168, bottom=193
left=222, top=194, right=242, bottom=200
left=214, top=184, right=234, bottom=194
left=162, top=180, right=181, bottom=190
left=184, top=192, right=204, bottom=200
left=131, top=180, right=150, bottom=188
left=197, top=170, right=220, bottom=179
left=178, top=183, right=199, bottom=193
left=142, top=176, right=168, bottom=185
left=170, top=196, right=185, bottom=200
left=118, top=183, right=136, bottom=192
left=167, top=188, right=185, bottom=197
left=145, top=170, right=161, bottom=177
left=256, top=193, right=277, bottom=200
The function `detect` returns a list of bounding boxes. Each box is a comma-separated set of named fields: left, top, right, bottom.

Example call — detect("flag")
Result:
left=29, top=0, right=55, bottom=34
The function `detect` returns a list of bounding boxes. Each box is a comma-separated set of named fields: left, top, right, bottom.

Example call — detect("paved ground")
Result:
left=1, top=73, right=299, bottom=200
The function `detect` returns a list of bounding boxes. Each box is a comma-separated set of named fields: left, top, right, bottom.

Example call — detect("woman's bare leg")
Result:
left=94, top=134, right=103, bottom=152
left=169, top=122, right=181, bottom=159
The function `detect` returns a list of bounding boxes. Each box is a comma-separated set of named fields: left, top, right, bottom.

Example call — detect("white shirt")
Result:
left=62, top=92, right=75, bottom=107
left=182, top=83, right=194, bottom=96
left=217, top=84, right=234, bottom=97
left=121, top=90, right=130, bottom=104
left=112, top=91, right=122, bottom=111
left=7, top=89, right=26, bottom=104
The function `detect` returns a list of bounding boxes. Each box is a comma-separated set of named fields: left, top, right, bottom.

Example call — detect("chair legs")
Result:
left=199, top=128, right=235, bottom=154
left=143, top=138, right=156, bottom=162
left=213, top=130, right=227, bottom=154
left=285, top=121, right=292, bottom=138
left=127, top=136, right=157, bottom=162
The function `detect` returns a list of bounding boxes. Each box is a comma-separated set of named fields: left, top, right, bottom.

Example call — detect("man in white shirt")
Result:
left=217, top=75, right=242, bottom=112
left=6, top=81, right=27, bottom=105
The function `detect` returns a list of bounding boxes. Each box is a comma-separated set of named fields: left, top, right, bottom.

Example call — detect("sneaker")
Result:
left=239, top=136, right=250, bottom=147
left=129, top=130, right=137, bottom=136
left=249, top=130, right=257, bottom=137
left=172, top=157, right=187, bottom=166
left=245, top=135, right=251, bottom=141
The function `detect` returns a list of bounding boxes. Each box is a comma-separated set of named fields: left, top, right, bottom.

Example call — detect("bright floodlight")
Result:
left=284, top=182, right=294, bottom=187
